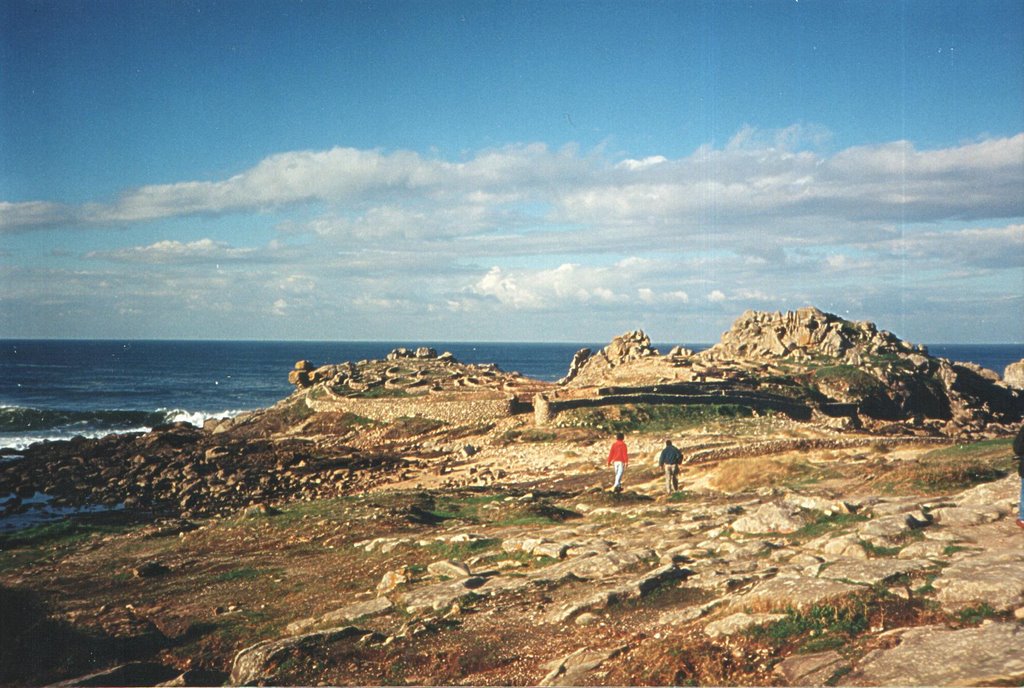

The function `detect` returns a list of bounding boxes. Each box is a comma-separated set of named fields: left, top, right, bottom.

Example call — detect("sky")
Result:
left=1, top=0, right=1022, bottom=345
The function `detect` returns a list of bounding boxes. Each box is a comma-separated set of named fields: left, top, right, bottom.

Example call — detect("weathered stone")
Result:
left=806, top=533, right=869, bottom=560
left=856, top=514, right=920, bottom=545
left=932, top=550, right=1024, bottom=611
left=48, top=662, right=181, bottom=688
left=773, top=650, right=846, bottom=686
left=704, top=612, right=786, bottom=637
left=818, top=558, right=933, bottom=586
left=848, top=622, right=1024, bottom=686
left=930, top=505, right=1003, bottom=527
left=539, top=645, right=628, bottom=686
left=427, top=559, right=471, bottom=579
left=897, top=539, right=953, bottom=560
left=399, top=576, right=489, bottom=614
left=376, top=567, right=409, bottom=595
left=285, top=596, right=393, bottom=635
left=1005, top=359, right=1024, bottom=388
left=731, top=502, right=805, bottom=534
left=951, top=475, right=1018, bottom=514
left=738, top=575, right=862, bottom=612
left=230, top=626, right=370, bottom=685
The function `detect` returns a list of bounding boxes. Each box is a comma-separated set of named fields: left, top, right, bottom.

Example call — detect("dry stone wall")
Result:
left=307, top=393, right=516, bottom=425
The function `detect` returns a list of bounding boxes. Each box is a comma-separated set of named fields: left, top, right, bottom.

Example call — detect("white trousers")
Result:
left=612, top=461, right=625, bottom=488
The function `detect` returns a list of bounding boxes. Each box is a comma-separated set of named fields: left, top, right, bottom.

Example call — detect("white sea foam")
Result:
left=0, top=408, right=251, bottom=451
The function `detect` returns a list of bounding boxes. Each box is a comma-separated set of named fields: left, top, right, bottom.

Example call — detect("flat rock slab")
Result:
left=847, top=622, right=1024, bottom=686
left=399, top=576, right=489, bottom=614
left=731, top=503, right=805, bottom=534
left=527, top=549, right=654, bottom=585
left=930, top=505, right=1003, bottom=527
left=952, top=475, right=1017, bottom=513
left=738, top=576, right=862, bottom=612
left=774, top=650, right=846, bottom=685
left=856, top=514, right=923, bottom=546
left=539, top=645, right=628, bottom=686
left=230, top=626, right=368, bottom=685
left=932, top=550, right=1024, bottom=611
left=704, top=612, right=787, bottom=637
left=818, top=558, right=933, bottom=586
left=285, top=596, right=394, bottom=635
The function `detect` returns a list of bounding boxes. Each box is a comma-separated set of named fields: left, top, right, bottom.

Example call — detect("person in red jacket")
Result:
left=607, top=432, right=628, bottom=492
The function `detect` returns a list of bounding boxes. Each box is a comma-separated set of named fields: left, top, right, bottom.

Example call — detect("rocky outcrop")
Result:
left=230, top=626, right=375, bottom=685
left=554, top=308, right=1023, bottom=435
left=701, top=306, right=922, bottom=363
left=562, top=331, right=659, bottom=386
left=1005, top=359, right=1024, bottom=388
left=847, top=623, right=1024, bottom=686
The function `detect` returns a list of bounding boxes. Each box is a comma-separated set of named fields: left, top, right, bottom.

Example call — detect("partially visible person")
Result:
left=607, top=433, right=628, bottom=493
left=658, top=439, right=682, bottom=494
left=1014, top=424, right=1024, bottom=529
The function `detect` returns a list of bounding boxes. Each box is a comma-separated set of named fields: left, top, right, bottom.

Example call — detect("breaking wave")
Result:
left=0, top=405, right=245, bottom=451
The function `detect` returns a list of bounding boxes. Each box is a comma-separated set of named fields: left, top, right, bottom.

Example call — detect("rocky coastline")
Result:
left=2, top=307, right=1023, bottom=686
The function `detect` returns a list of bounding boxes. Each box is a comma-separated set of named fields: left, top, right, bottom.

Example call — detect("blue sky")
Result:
left=1, top=0, right=1022, bottom=344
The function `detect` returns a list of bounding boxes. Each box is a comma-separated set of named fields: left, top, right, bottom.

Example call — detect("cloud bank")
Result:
left=3, top=127, right=1022, bottom=341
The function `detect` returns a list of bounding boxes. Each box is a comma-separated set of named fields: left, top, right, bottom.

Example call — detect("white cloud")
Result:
left=86, top=238, right=257, bottom=263
left=0, top=201, right=73, bottom=231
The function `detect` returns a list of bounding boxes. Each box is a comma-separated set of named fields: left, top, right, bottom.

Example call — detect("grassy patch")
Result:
left=0, top=517, right=134, bottom=572
left=428, top=493, right=580, bottom=527
left=710, top=456, right=826, bottom=493
left=859, top=540, right=902, bottom=558
left=746, top=601, right=870, bottom=653
left=879, top=438, right=1013, bottom=493
left=561, top=403, right=754, bottom=433
left=424, top=538, right=501, bottom=561
left=784, top=511, right=869, bottom=541
left=952, top=603, right=1002, bottom=625
left=213, top=566, right=275, bottom=583
left=813, top=365, right=888, bottom=397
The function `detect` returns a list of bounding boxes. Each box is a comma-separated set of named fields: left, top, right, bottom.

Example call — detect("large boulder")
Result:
left=1005, top=359, right=1024, bottom=388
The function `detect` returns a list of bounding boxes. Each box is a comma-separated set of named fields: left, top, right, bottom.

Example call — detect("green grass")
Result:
left=213, top=566, right=276, bottom=583
left=746, top=602, right=870, bottom=653
left=0, top=518, right=136, bottom=573
left=859, top=540, right=902, bottom=558
left=562, top=403, right=754, bottom=433
left=812, top=365, right=888, bottom=397
left=424, top=538, right=501, bottom=561
left=953, top=603, right=1001, bottom=625
left=880, top=438, right=1014, bottom=493
left=785, top=511, right=869, bottom=541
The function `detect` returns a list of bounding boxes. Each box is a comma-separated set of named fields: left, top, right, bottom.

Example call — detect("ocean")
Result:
left=1, top=339, right=1021, bottom=453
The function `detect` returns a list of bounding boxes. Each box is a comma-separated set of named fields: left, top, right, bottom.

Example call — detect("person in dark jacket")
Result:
left=1014, top=425, right=1024, bottom=529
left=658, top=439, right=682, bottom=494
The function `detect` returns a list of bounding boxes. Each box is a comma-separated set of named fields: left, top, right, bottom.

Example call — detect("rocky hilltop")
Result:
left=558, top=307, right=1023, bottom=437
left=2, top=308, right=1023, bottom=687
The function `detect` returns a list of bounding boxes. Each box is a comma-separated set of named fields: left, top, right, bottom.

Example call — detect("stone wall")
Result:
left=534, top=391, right=815, bottom=425
left=307, top=392, right=518, bottom=425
